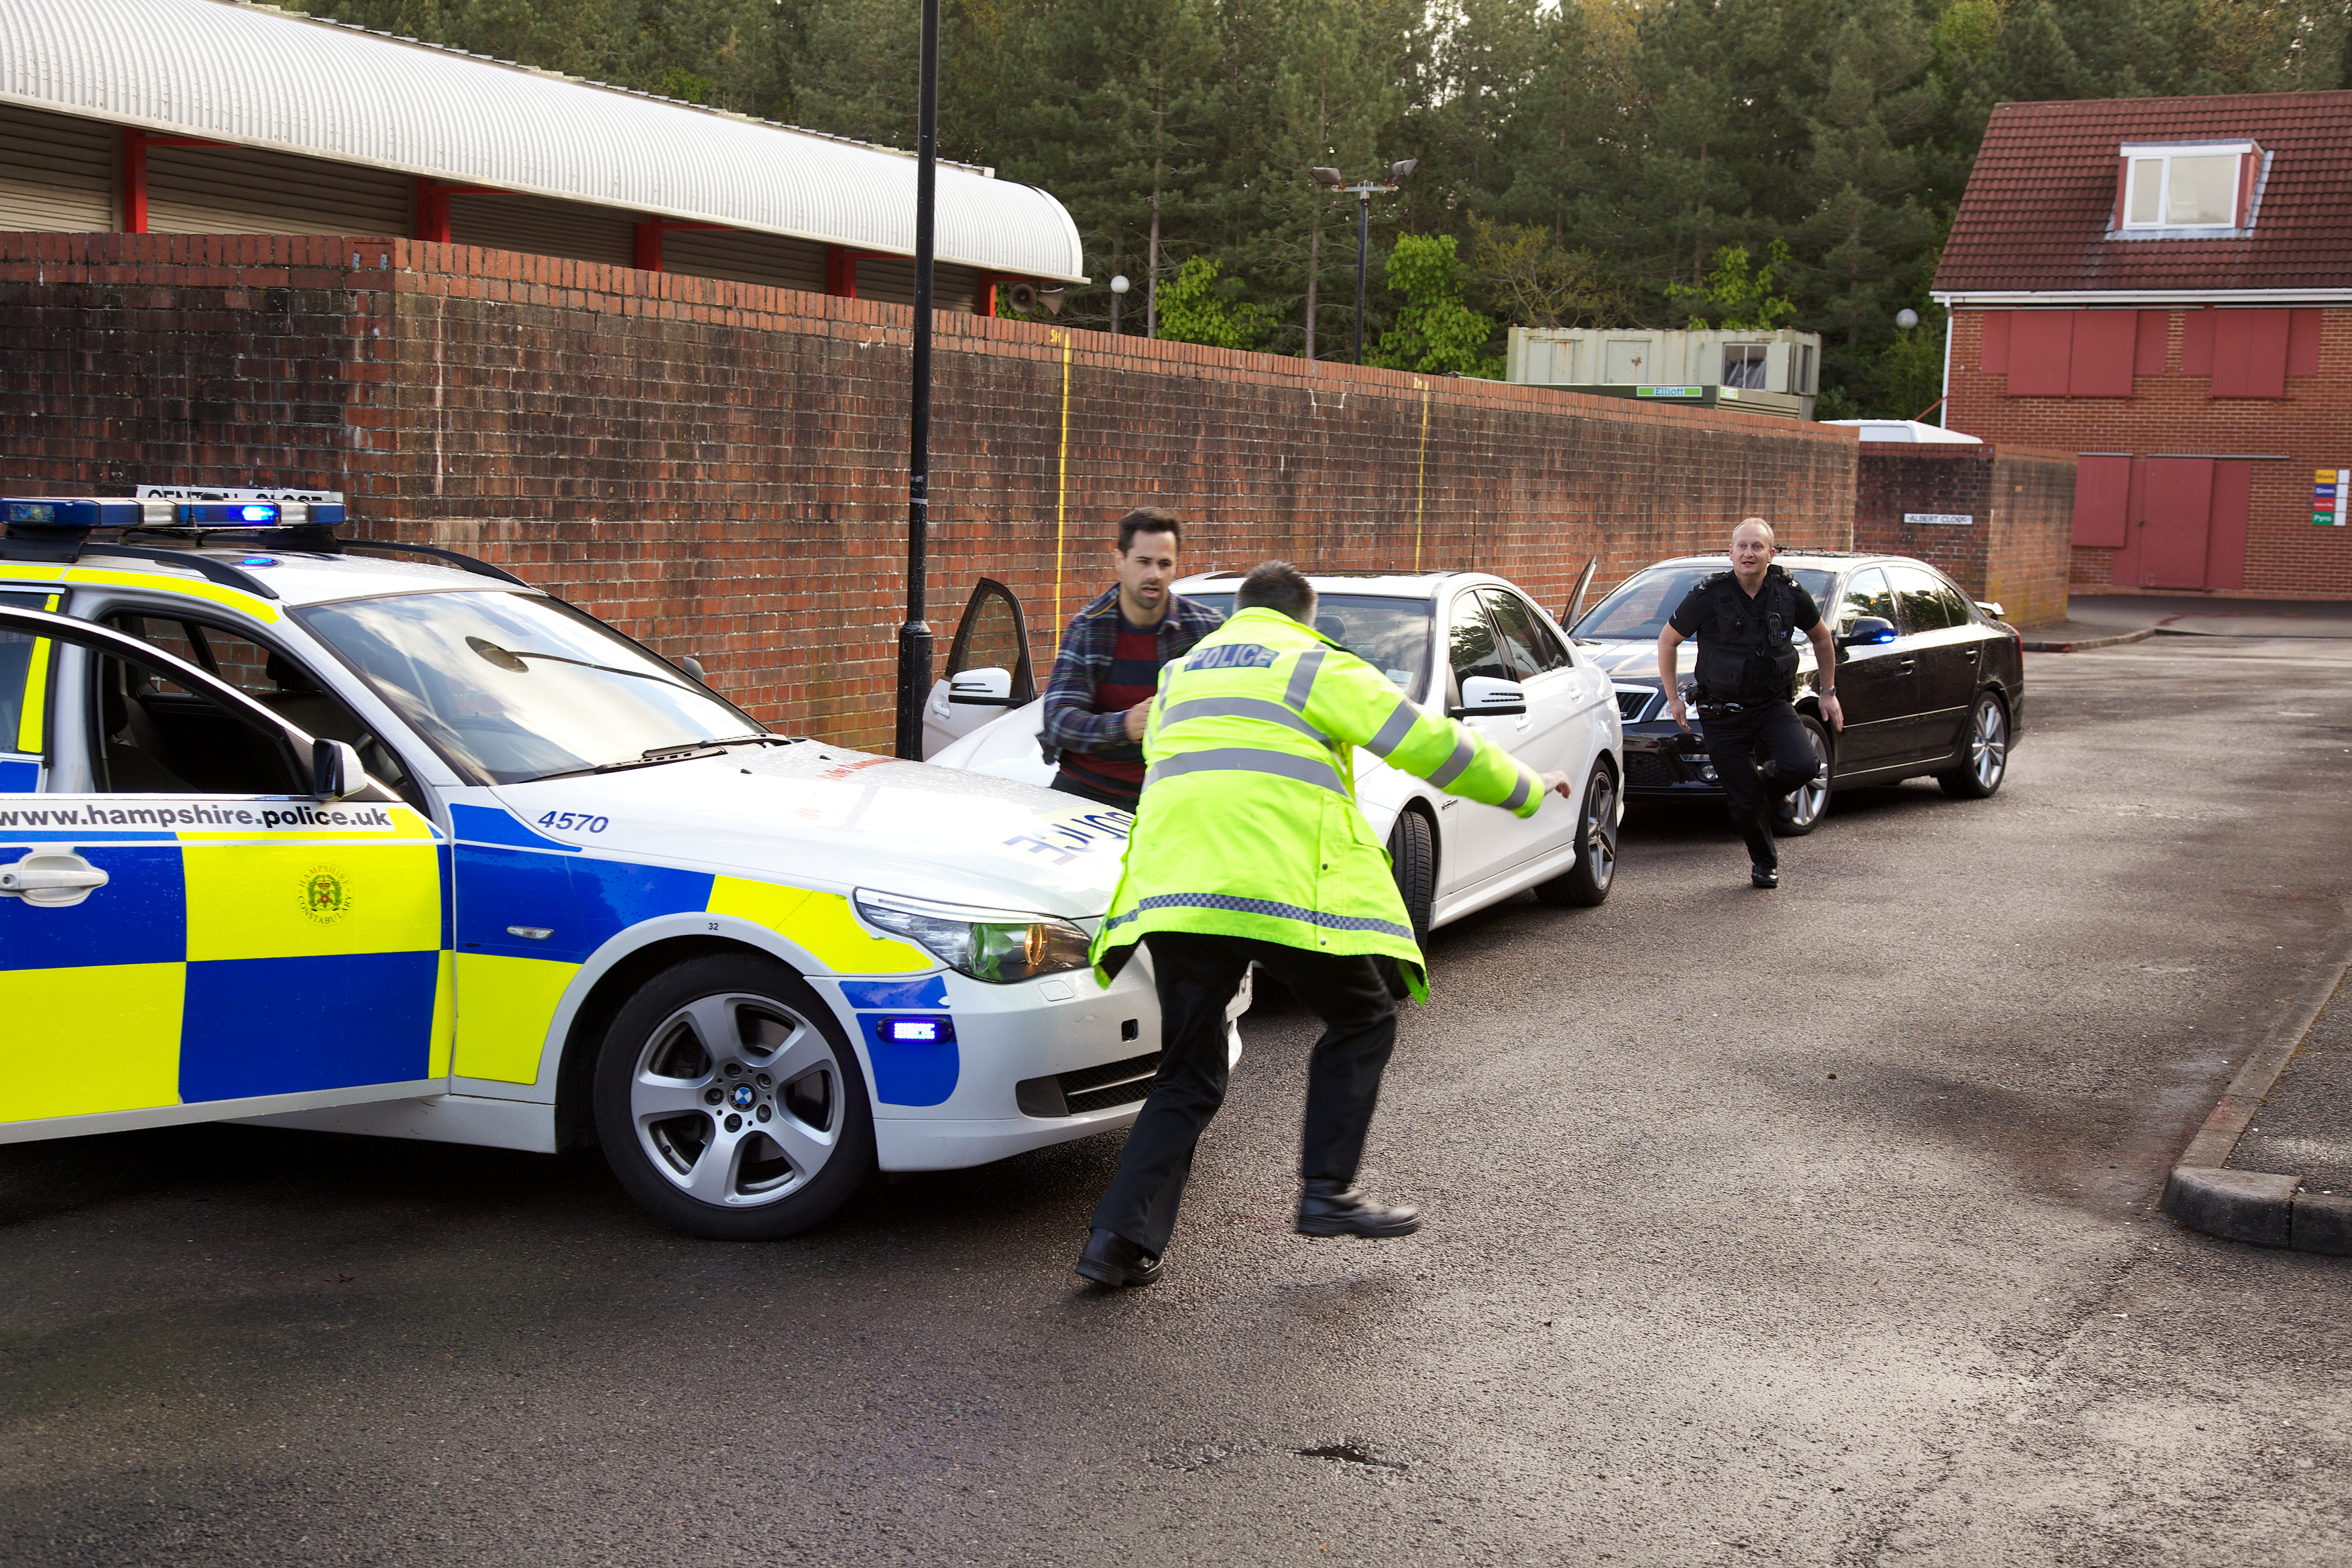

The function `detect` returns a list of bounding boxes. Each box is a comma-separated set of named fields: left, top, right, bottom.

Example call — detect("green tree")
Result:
left=1370, top=234, right=1501, bottom=377
left=1155, top=257, right=1271, bottom=349
left=1665, top=241, right=1798, bottom=332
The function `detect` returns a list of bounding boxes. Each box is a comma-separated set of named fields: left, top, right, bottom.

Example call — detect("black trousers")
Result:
left=1698, top=700, right=1818, bottom=869
left=1091, top=930, right=1397, bottom=1256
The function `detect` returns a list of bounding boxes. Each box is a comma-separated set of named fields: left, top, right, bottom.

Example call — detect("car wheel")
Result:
left=1937, top=692, right=2010, bottom=800
left=1770, top=715, right=1834, bottom=837
left=1378, top=809, right=1436, bottom=1000
left=593, top=953, right=874, bottom=1241
left=1536, top=760, right=1618, bottom=907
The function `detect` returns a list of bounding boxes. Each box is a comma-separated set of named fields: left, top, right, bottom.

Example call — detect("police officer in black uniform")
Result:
left=1657, top=518, right=1843, bottom=888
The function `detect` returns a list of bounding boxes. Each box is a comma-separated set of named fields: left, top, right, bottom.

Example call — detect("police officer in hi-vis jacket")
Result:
left=1073, top=560, right=1576, bottom=1289
left=1658, top=518, right=1843, bottom=889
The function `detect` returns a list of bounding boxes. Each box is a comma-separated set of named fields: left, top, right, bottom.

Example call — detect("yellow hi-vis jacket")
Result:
left=1090, top=605, right=1542, bottom=1002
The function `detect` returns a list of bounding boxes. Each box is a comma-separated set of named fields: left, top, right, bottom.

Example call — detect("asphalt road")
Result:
left=7, top=633, right=2351, bottom=1567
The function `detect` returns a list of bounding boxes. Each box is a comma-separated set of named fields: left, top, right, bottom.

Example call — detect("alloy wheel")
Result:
left=629, top=991, right=843, bottom=1209
left=1971, top=698, right=2009, bottom=790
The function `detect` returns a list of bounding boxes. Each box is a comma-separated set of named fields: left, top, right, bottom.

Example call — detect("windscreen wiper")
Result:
left=529, top=735, right=790, bottom=782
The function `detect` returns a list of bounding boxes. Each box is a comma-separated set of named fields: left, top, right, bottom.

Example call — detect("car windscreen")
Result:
left=1571, top=566, right=1837, bottom=642
left=297, top=590, right=766, bottom=786
left=1182, top=592, right=1433, bottom=695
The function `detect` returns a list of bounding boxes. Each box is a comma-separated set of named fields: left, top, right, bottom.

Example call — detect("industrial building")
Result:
left=0, top=0, right=1083, bottom=312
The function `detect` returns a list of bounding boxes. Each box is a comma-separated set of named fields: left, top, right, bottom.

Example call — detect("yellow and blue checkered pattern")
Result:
left=0, top=804, right=447, bottom=1125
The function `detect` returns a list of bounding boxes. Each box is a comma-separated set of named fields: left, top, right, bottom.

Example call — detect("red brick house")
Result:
left=1934, top=92, right=2352, bottom=600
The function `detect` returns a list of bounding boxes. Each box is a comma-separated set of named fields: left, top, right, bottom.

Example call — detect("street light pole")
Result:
left=893, top=0, right=941, bottom=761
left=1310, top=163, right=1415, bottom=367
left=1110, top=274, right=1129, bottom=336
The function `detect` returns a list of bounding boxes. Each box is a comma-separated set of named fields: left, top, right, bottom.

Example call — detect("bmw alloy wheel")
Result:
left=1938, top=693, right=2010, bottom=800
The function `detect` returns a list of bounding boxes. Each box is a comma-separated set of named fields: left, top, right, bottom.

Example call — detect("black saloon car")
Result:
left=1566, top=551, right=2025, bottom=834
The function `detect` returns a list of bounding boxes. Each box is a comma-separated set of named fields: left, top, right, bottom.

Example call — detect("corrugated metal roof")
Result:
left=1934, top=91, right=2352, bottom=298
left=0, top=0, right=1085, bottom=283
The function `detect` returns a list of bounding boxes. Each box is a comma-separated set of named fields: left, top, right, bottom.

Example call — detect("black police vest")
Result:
left=1692, top=568, right=1802, bottom=704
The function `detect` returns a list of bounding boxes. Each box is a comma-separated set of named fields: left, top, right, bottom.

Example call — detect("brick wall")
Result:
left=1853, top=445, right=2076, bottom=627
left=0, top=233, right=1861, bottom=749
left=1945, top=307, right=2352, bottom=601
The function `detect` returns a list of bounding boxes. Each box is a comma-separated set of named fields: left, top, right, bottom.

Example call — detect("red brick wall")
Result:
left=1853, top=446, right=2076, bottom=627
left=0, top=233, right=1860, bottom=749
left=1945, top=307, right=2352, bottom=600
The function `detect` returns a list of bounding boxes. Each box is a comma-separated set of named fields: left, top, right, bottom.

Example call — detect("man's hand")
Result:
left=1667, top=690, right=1691, bottom=732
left=1818, top=691, right=1844, bottom=732
left=1122, top=701, right=1152, bottom=741
left=1538, top=770, right=1576, bottom=800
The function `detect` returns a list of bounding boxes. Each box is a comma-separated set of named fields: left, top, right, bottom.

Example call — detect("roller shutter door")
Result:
left=853, top=256, right=982, bottom=312
left=145, top=143, right=410, bottom=237
left=449, top=192, right=634, bottom=269
left=662, top=228, right=827, bottom=295
left=0, top=102, right=113, bottom=231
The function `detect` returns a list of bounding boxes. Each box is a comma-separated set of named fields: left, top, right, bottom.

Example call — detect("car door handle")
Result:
left=1, top=849, right=110, bottom=908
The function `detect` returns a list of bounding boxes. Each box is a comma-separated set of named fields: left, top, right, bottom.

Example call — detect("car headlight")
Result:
left=852, top=889, right=1093, bottom=983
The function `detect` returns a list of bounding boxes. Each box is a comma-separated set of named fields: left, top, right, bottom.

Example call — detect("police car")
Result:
left=925, top=570, right=1627, bottom=945
left=0, top=492, right=1168, bottom=1240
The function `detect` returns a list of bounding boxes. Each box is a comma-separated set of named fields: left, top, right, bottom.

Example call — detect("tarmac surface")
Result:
left=6, top=631, right=2352, bottom=1565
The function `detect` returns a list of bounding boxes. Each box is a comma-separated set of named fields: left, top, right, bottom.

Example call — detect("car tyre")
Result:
left=1535, top=759, right=1618, bottom=908
left=1770, top=715, right=1834, bottom=837
left=1936, top=692, right=2009, bottom=800
left=593, top=953, right=874, bottom=1241
left=1378, top=808, right=1437, bottom=1000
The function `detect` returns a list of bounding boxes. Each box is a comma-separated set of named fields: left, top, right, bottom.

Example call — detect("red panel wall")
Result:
left=2072, top=455, right=2132, bottom=547
left=1981, top=312, right=2011, bottom=373
left=2211, top=310, right=2291, bottom=398
left=2068, top=311, right=2137, bottom=396
left=2008, top=312, right=2074, bottom=396
left=2289, top=309, right=2322, bottom=377
left=2207, top=460, right=2251, bottom=591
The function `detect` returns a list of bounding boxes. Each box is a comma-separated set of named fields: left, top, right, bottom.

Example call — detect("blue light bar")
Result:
left=3, top=497, right=143, bottom=528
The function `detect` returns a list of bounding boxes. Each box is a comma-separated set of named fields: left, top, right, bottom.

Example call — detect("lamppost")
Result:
left=1309, top=160, right=1415, bottom=365
left=892, top=0, right=942, bottom=760
left=1109, top=274, right=1130, bottom=336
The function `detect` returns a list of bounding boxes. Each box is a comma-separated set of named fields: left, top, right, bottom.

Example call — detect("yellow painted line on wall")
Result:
left=1414, top=380, right=1431, bottom=572
left=1053, top=327, right=1073, bottom=641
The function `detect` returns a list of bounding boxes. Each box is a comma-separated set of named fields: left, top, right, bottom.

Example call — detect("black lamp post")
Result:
left=1309, top=160, right=1415, bottom=365
left=892, top=0, right=942, bottom=760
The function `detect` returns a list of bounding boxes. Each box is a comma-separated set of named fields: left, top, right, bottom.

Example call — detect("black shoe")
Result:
left=1751, top=864, right=1779, bottom=889
left=1075, top=1227, right=1163, bottom=1288
left=1296, top=1181, right=1420, bottom=1238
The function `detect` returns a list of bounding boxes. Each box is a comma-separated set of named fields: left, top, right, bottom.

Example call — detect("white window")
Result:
left=2119, top=141, right=2255, bottom=232
left=1722, top=345, right=1768, bottom=389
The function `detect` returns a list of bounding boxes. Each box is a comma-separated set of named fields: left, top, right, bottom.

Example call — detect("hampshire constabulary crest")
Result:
left=301, top=866, right=352, bottom=924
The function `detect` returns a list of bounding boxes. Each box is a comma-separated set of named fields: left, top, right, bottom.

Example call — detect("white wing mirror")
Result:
left=948, top=667, right=1018, bottom=707
left=312, top=738, right=367, bottom=800
left=1458, top=676, right=1527, bottom=717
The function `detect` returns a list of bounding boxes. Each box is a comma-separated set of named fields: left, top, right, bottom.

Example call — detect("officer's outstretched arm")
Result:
left=1301, top=649, right=1546, bottom=819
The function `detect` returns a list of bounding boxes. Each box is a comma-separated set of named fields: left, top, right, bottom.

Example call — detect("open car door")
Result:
left=1562, top=555, right=1599, bottom=636
left=921, top=578, right=1036, bottom=759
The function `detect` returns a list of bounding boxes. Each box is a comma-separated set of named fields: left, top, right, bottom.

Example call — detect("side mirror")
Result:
left=948, top=666, right=1018, bottom=707
left=677, top=654, right=709, bottom=683
left=1837, top=615, right=1897, bottom=648
left=312, top=737, right=367, bottom=801
left=1458, top=676, right=1527, bottom=717
left=1975, top=601, right=2006, bottom=621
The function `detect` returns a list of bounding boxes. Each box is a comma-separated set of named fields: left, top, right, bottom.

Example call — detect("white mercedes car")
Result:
left=925, top=569, right=1627, bottom=947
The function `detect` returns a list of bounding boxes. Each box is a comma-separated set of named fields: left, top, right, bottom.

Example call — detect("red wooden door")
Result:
left=2138, top=458, right=2215, bottom=589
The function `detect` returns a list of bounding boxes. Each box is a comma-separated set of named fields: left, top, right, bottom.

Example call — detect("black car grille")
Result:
left=1623, top=751, right=1681, bottom=788
left=1614, top=689, right=1655, bottom=721
left=1016, top=1050, right=1163, bottom=1118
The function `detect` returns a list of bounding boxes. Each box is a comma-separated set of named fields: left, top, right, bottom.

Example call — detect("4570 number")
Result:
left=539, top=810, right=611, bottom=833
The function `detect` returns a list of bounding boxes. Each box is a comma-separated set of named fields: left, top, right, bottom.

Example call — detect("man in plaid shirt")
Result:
left=1043, top=508, right=1225, bottom=810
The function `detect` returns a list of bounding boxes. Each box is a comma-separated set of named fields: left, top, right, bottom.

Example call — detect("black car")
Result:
left=1565, top=550, right=2025, bottom=834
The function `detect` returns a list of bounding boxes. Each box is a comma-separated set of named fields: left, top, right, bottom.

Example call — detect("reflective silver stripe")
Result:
left=1283, top=648, right=1326, bottom=710
left=1366, top=699, right=1419, bottom=758
left=1145, top=747, right=1346, bottom=796
left=1502, top=770, right=1532, bottom=812
left=1159, top=696, right=1331, bottom=744
left=1427, top=731, right=1478, bottom=788
left=1105, top=892, right=1415, bottom=941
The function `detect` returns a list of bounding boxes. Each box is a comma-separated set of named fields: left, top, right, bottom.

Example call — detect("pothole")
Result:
left=1295, top=1442, right=1407, bottom=1471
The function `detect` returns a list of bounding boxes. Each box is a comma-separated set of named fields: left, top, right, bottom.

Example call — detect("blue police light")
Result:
left=3, top=497, right=142, bottom=528
left=1863, top=625, right=1897, bottom=644
left=874, top=1015, right=955, bottom=1046
left=180, top=501, right=279, bottom=526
